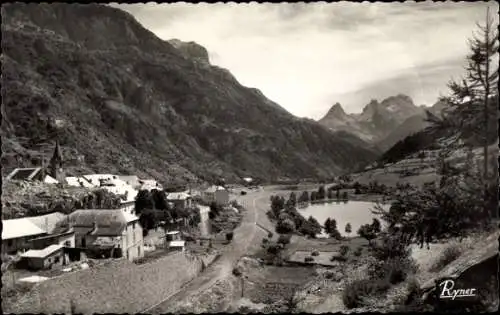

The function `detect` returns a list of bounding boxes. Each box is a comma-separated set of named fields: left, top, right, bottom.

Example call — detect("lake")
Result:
left=297, top=201, right=390, bottom=237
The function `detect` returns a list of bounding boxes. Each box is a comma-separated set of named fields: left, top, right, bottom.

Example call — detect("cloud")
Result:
left=112, top=1, right=499, bottom=119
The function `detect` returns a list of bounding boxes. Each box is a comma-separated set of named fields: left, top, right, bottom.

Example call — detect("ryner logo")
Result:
left=438, top=278, right=477, bottom=300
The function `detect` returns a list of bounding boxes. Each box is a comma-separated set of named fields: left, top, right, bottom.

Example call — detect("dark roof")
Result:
left=53, top=209, right=137, bottom=236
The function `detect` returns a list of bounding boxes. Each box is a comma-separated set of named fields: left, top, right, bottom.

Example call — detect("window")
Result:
left=7, top=240, right=13, bottom=247
left=54, top=256, right=60, bottom=264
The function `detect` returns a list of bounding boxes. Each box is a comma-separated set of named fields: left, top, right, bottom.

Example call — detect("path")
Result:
left=146, top=190, right=275, bottom=313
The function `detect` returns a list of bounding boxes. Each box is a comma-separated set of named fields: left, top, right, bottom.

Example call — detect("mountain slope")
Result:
left=1, top=3, right=377, bottom=185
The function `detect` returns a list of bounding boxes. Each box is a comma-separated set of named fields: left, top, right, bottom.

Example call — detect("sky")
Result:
left=112, top=1, right=498, bottom=119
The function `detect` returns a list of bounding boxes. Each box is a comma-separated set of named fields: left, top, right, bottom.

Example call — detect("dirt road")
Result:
left=146, top=190, right=276, bottom=313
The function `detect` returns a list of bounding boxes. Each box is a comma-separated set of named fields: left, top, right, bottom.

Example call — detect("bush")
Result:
left=305, top=256, right=314, bottom=262
left=353, top=247, right=363, bottom=257
left=277, top=234, right=291, bottom=246
left=311, top=250, right=319, bottom=256
left=342, top=278, right=391, bottom=309
left=232, top=267, right=243, bottom=277
left=370, top=234, right=411, bottom=261
left=226, top=232, right=234, bottom=242
left=368, top=257, right=418, bottom=285
left=429, top=244, right=462, bottom=272
left=339, top=245, right=350, bottom=257
left=268, top=232, right=274, bottom=238
left=262, top=238, right=269, bottom=244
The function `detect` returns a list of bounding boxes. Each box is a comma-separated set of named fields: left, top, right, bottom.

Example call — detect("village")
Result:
left=1, top=141, right=250, bottom=298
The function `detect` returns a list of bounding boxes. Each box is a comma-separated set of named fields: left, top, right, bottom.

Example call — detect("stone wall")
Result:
left=6, top=252, right=218, bottom=314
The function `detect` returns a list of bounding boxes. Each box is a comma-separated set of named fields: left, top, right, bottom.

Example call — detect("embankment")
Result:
left=5, top=252, right=218, bottom=314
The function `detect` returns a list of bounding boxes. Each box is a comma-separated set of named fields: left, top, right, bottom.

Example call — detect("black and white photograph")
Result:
left=1, top=1, right=499, bottom=314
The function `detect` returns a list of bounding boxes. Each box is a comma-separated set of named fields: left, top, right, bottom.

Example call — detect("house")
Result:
left=117, top=175, right=142, bottom=189
left=165, top=231, right=185, bottom=252
left=139, top=179, right=163, bottom=191
left=20, top=244, right=65, bottom=270
left=202, top=185, right=230, bottom=206
left=52, top=209, right=144, bottom=261
left=166, top=192, right=192, bottom=210
left=99, top=178, right=138, bottom=214
left=82, top=174, right=115, bottom=187
left=27, top=212, right=76, bottom=249
left=1, top=218, right=48, bottom=254
left=65, top=176, right=94, bottom=188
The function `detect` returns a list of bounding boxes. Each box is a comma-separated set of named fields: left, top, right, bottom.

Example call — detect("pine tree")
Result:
left=427, top=8, right=498, bottom=220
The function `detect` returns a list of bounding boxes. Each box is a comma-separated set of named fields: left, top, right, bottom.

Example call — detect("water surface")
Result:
left=297, top=201, right=389, bottom=237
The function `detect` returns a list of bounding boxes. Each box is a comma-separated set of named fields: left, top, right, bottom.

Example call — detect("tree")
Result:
left=342, top=191, right=348, bottom=200
left=307, top=216, right=322, bottom=234
left=277, top=217, right=296, bottom=234
left=298, top=191, right=309, bottom=203
left=324, top=218, right=332, bottom=233
left=289, top=192, right=297, bottom=207
left=318, top=186, right=326, bottom=199
left=310, top=191, right=318, bottom=201
left=357, top=224, right=377, bottom=245
left=135, top=189, right=154, bottom=215
left=151, top=189, right=168, bottom=210
left=426, top=8, right=498, bottom=220
left=327, top=189, right=334, bottom=199
left=345, top=223, right=352, bottom=236
left=336, top=188, right=340, bottom=199
left=371, top=218, right=381, bottom=234
left=270, top=195, right=286, bottom=217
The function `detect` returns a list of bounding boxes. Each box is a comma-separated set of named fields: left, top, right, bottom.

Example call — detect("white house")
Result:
left=202, top=185, right=229, bottom=206
left=1, top=218, right=47, bottom=254
left=99, top=178, right=138, bottom=214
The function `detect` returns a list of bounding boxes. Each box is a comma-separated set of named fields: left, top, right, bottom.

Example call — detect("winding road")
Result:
left=146, top=189, right=278, bottom=314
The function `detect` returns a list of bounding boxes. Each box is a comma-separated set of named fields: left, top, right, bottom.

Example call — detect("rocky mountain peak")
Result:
left=324, top=102, right=347, bottom=119
left=167, top=39, right=210, bottom=64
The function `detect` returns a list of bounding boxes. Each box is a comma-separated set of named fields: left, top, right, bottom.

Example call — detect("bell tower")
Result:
left=49, top=140, right=65, bottom=183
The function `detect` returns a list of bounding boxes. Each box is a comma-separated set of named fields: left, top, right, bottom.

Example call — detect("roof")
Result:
left=205, top=185, right=226, bottom=193
left=166, top=192, right=191, bottom=201
left=18, top=275, right=50, bottom=283
left=6, top=167, right=43, bottom=181
left=91, top=236, right=121, bottom=247
left=21, top=244, right=63, bottom=258
left=53, top=209, right=139, bottom=236
left=27, top=212, right=67, bottom=234
left=82, top=174, right=115, bottom=186
left=65, top=176, right=94, bottom=188
left=169, top=241, right=185, bottom=247
left=43, top=175, right=59, bottom=184
left=1, top=218, right=47, bottom=240
left=117, top=175, right=141, bottom=188
left=166, top=231, right=180, bottom=235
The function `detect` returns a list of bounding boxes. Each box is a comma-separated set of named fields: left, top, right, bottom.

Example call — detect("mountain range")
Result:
left=1, top=3, right=378, bottom=185
left=318, top=95, right=447, bottom=152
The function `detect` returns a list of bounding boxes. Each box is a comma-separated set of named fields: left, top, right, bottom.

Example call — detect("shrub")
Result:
left=232, top=267, right=243, bottom=277
left=262, top=238, right=269, bottom=244
left=342, top=278, right=391, bottom=309
left=368, top=257, right=418, bottom=285
left=277, top=234, right=291, bottom=246
left=370, top=234, right=411, bottom=261
left=339, top=245, right=350, bottom=257
left=305, top=256, right=314, bottom=262
left=311, top=250, right=319, bottom=257
left=268, top=232, right=274, bottom=238
left=226, top=232, right=234, bottom=242
left=429, top=244, right=462, bottom=272
left=331, top=254, right=347, bottom=262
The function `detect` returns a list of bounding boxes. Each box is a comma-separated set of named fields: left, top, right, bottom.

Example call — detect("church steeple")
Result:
left=49, top=140, right=65, bottom=183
